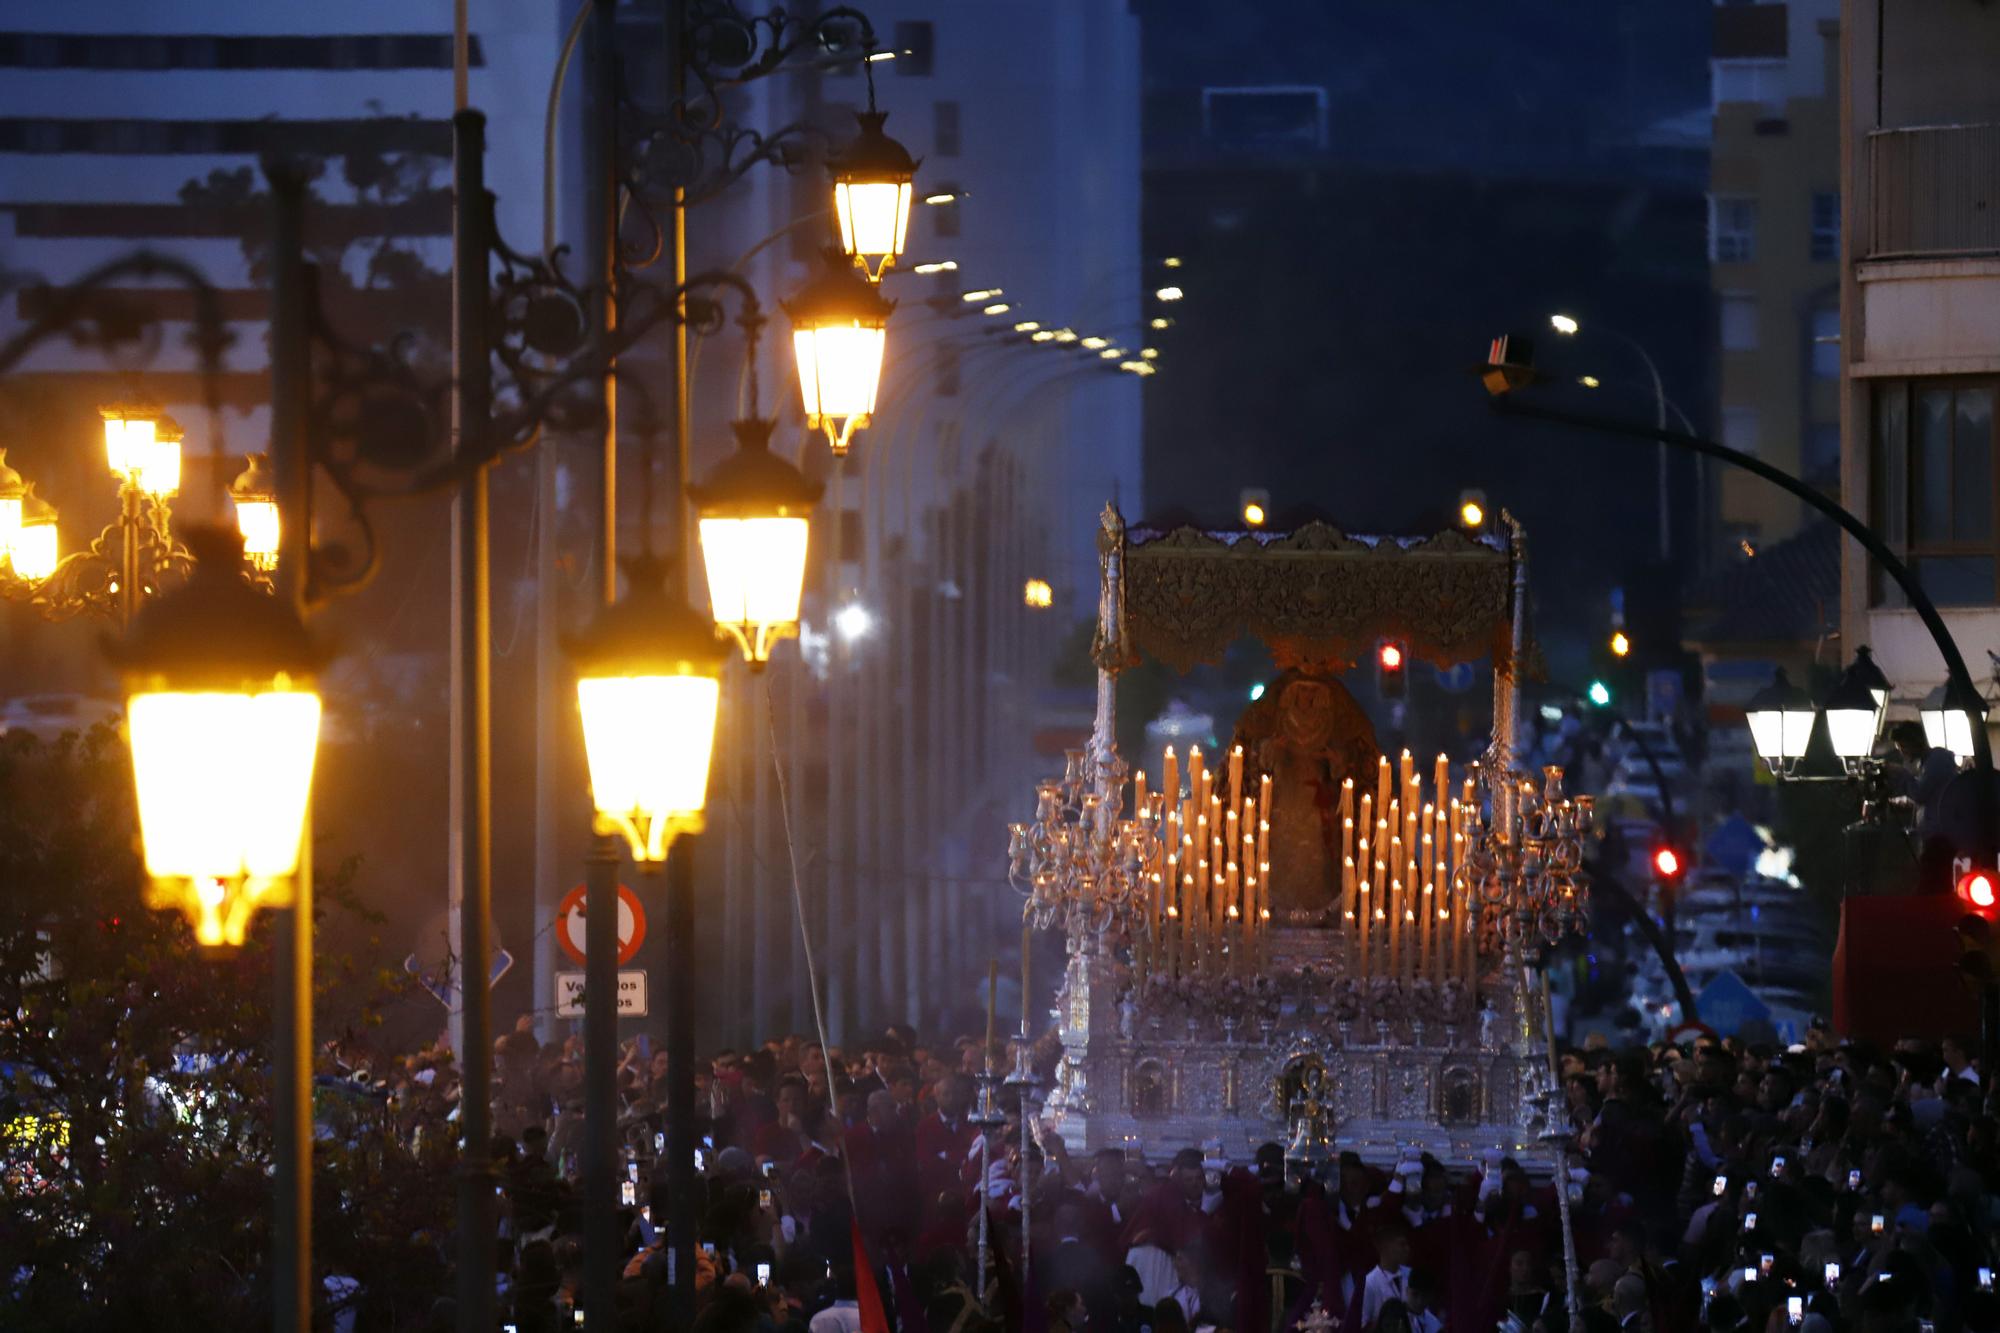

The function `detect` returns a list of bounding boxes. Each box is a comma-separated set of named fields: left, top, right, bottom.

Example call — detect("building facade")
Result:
left=1836, top=0, right=2000, bottom=714
left=1708, top=0, right=1842, bottom=554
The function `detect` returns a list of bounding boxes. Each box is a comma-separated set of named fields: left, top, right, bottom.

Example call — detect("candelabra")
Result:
left=969, top=1065, right=1007, bottom=1309
left=1463, top=763, right=1591, bottom=958
left=1008, top=745, right=1159, bottom=938
left=1004, top=1032, right=1044, bottom=1288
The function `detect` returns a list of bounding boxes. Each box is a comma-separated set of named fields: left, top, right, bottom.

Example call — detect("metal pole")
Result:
left=582, top=1, right=624, bottom=1323
left=119, top=484, right=140, bottom=627
left=265, top=160, right=313, bottom=1333
left=663, top=843, right=699, bottom=1327
left=583, top=836, right=622, bottom=1328
left=450, top=107, right=498, bottom=1333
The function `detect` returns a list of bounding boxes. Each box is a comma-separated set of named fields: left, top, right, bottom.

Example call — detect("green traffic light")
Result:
left=1587, top=680, right=1612, bottom=707
left=1249, top=682, right=1266, bottom=702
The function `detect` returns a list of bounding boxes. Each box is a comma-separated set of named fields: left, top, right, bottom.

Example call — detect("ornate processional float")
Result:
left=1007, top=505, right=1591, bottom=1174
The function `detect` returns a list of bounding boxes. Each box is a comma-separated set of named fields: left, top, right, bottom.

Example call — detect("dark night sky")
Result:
left=1136, top=0, right=1716, bottom=667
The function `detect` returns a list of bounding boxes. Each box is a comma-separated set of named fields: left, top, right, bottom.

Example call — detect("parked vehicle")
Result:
left=0, top=694, right=121, bottom=743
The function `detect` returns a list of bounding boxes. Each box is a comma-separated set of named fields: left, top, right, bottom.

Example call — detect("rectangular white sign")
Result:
left=554, top=969, right=648, bottom=1018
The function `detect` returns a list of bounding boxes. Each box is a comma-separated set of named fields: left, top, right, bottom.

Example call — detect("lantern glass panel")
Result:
left=699, top=514, right=810, bottom=633
left=793, top=324, right=886, bottom=423
left=576, top=673, right=720, bottom=860
left=127, top=687, right=321, bottom=881
left=235, top=497, right=280, bottom=571
left=11, top=519, right=56, bottom=581
left=104, top=414, right=156, bottom=479
left=835, top=180, right=913, bottom=265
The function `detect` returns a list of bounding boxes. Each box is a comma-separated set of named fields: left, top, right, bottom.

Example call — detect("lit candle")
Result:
left=1229, top=744, right=1244, bottom=809
left=1342, top=834, right=1356, bottom=920
left=1358, top=881, right=1371, bottom=973
left=1388, top=879, right=1402, bottom=977
left=1376, top=755, right=1391, bottom=827
left=1163, top=746, right=1179, bottom=805
left=1134, top=768, right=1147, bottom=821
left=1434, top=752, right=1450, bottom=808
left=1399, top=748, right=1414, bottom=800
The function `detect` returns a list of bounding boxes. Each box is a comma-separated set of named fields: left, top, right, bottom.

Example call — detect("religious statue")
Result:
left=1232, top=671, right=1380, bottom=922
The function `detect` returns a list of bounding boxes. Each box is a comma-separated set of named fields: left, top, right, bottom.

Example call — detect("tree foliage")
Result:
left=0, top=726, right=455, bottom=1330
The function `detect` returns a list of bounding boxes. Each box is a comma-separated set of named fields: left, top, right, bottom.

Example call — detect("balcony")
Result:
left=1869, top=123, right=2000, bottom=258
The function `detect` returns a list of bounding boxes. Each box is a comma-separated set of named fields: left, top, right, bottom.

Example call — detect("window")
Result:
left=1720, top=291, right=1758, bottom=350
left=1711, top=58, right=1788, bottom=113
left=1872, top=377, right=2000, bottom=606
left=1810, top=307, right=1841, bottom=380
left=1810, top=191, right=1840, bottom=262
left=933, top=100, right=960, bottom=157
left=893, top=20, right=933, bottom=76
left=1722, top=406, right=1760, bottom=456
left=1710, top=195, right=1757, bottom=262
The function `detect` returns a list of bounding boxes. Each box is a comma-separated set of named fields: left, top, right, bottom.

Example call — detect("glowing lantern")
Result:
left=230, top=453, right=280, bottom=572
left=829, top=110, right=917, bottom=281
left=786, top=257, right=893, bottom=457
left=569, top=556, right=727, bottom=863
left=690, top=419, right=822, bottom=668
left=11, top=485, right=58, bottom=582
left=1745, top=669, right=1815, bottom=776
left=107, top=527, right=323, bottom=949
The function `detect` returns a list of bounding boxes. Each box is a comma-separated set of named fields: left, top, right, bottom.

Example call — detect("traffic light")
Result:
left=1586, top=679, right=1612, bottom=708
left=1378, top=640, right=1408, bottom=698
left=1610, top=631, right=1632, bottom=658
left=1652, top=846, right=1685, bottom=883
left=1959, top=868, right=2000, bottom=912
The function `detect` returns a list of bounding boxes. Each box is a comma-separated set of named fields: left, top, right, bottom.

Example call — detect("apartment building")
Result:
left=1709, top=0, right=1842, bottom=553
left=1836, top=1, right=2000, bottom=712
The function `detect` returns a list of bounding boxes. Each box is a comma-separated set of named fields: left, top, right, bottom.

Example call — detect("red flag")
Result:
left=852, top=1219, right=893, bottom=1333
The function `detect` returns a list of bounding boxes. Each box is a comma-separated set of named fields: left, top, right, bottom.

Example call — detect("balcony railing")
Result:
left=1869, top=123, right=2000, bottom=258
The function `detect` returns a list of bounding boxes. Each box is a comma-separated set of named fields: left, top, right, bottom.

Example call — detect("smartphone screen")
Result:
left=1848, top=1168, right=1862, bottom=1191
left=1982, top=1267, right=1995, bottom=1292
left=1872, top=1213, right=1885, bottom=1234
left=701, top=1242, right=716, bottom=1256
left=620, top=1180, right=636, bottom=1207
left=655, top=1131, right=665, bottom=1154
left=1825, top=1261, right=1841, bottom=1286
left=1761, top=1253, right=1775, bottom=1277
left=1787, top=1295, right=1803, bottom=1324
left=1771, top=1156, right=1786, bottom=1178
left=1712, top=1173, right=1727, bottom=1197
left=694, top=1149, right=706, bottom=1172
left=762, top=1161, right=776, bottom=1179
left=756, top=1262, right=772, bottom=1286
left=1743, top=1267, right=1757, bottom=1285
left=758, top=1188, right=773, bottom=1211
left=1744, top=1212, right=1758, bottom=1231
left=627, top=1162, right=640, bottom=1183
left=1745, top=1181, right=1759, bottom=1202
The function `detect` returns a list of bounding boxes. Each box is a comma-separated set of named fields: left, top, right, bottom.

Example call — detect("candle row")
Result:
left=1338, top=751, right=1479, bottom=985
left=1130, top=743, right=1270, bottom=984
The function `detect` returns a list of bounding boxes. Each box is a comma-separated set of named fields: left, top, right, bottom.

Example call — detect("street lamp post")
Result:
left=568, top=554, right=726, bottom=1331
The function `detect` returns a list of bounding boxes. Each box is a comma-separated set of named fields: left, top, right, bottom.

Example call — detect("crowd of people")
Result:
left=325, top=1015, right=2000, bottom=1333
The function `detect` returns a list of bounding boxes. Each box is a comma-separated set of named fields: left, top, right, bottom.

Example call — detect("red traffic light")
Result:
left=1959, top=869, right=1999, bottom=911
left=1379, top=642, right=1403, bottom=670
left=1652, top=847, right=1684, bottom=881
